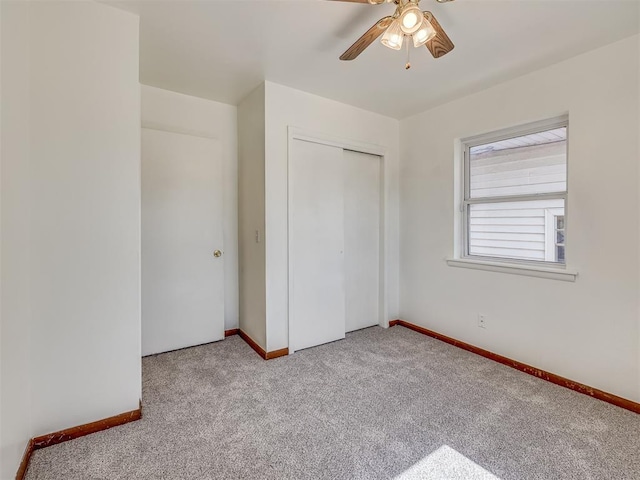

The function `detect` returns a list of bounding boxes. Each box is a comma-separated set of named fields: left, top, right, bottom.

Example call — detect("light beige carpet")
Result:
left=26, top=326, right=640, bottom=479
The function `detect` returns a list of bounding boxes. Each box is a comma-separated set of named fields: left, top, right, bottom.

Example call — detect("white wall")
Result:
left=238, top=85, right=267, bottom=348
left=400, top=35, right=640, bottom=402
left=264, top=82, right=400, bottom=352
left=2, top=1, right=142, bottom=474
left=1, top=0, right=143, bottom=451
left=141, top=85, right=239, bottom=331
left=0, top=1, right=32, bottom=476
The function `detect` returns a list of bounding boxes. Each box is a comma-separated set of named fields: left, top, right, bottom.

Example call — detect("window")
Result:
left=555, top=216, right=565, bottom=262
left=462, top=117, right=568, bottom=266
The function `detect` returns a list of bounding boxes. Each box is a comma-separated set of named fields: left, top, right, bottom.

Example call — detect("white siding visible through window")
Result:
left=470, top=199, right=564, bottom=261
left=470, top=140, right=566, bottom=199
left=464, top=121, right=568, bottom=264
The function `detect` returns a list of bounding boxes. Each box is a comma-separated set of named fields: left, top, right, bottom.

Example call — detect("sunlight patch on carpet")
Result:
left=394, top=445, right=501, bottom=480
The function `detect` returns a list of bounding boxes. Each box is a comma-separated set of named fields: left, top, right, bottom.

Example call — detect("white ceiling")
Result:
left=108, top=0, right=639, bottom=119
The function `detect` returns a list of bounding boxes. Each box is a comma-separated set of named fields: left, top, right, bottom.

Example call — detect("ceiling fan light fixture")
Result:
left=412, top=16, right=437, bottom=47
left=399, top=4, right=423, bottom=34
left=380, top=20, right=404, bottom=51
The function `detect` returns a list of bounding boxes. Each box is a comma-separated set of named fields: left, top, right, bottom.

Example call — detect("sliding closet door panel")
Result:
left=344, top=150, right=381, bottom=332
left=290, top=139, right=346, bottom=352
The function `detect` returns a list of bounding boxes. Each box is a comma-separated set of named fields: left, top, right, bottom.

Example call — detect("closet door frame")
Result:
left=287, top=127, right=388, bottom=354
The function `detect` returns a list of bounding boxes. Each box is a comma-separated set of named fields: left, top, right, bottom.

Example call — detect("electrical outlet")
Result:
left=478, top=314, right=487, bottom=329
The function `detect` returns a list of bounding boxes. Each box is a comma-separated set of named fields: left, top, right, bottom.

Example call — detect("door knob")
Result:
left=213, top=250, right=222, bottom=258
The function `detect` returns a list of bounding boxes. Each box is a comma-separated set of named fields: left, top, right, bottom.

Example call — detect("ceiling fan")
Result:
left=331, top=0, right=455, bottom=66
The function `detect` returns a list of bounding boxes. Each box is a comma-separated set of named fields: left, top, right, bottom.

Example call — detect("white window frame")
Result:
left=447, top=115, right=577, bottom=281
left=544, top=208, right=564, bottom=262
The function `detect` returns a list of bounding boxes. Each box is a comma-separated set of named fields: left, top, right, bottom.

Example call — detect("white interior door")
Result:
left=142, top=128, right=224, bottom=356
left=344, top=150, right=381, bottom=332
left=290, top=139, right=346, bottom=352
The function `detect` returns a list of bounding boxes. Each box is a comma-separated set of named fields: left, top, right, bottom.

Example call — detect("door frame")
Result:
left=287, top=127, right=388, bottom=354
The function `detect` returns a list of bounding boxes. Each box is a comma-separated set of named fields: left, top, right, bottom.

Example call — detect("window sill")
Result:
left=446, top=258, right=578, bottom=282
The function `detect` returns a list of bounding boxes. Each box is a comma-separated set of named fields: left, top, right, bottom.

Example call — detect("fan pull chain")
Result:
left=405, top=36, right=411, bottom=70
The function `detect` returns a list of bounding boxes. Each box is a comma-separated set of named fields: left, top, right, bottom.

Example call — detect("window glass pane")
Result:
left=469, top=127, right=567, bottom=199
left=556, top=216, right=565, bottom=230
left=556, top=246, right=565, bottom=262
left=468, top=199, right=564, bottom=262
left=556, top=230, right=565, bottom=244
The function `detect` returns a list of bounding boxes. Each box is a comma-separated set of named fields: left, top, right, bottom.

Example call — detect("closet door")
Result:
left=290, top=139, right=346, bottom=352
left=344, top=150, right=381, bottom=332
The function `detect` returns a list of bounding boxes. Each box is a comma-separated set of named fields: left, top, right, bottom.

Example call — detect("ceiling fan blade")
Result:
left=340, top=16, right=393, bottom=61
left=423, top=12, right=455, bottom=58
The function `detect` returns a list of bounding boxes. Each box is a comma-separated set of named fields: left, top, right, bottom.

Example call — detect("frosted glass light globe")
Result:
left=399, top=5, right=423, bottom=34
left=381, top=20, right=404, bottom=51
left=402, top=12, right=419, bottom=30
left=412, top=17, right=437, bottom=47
